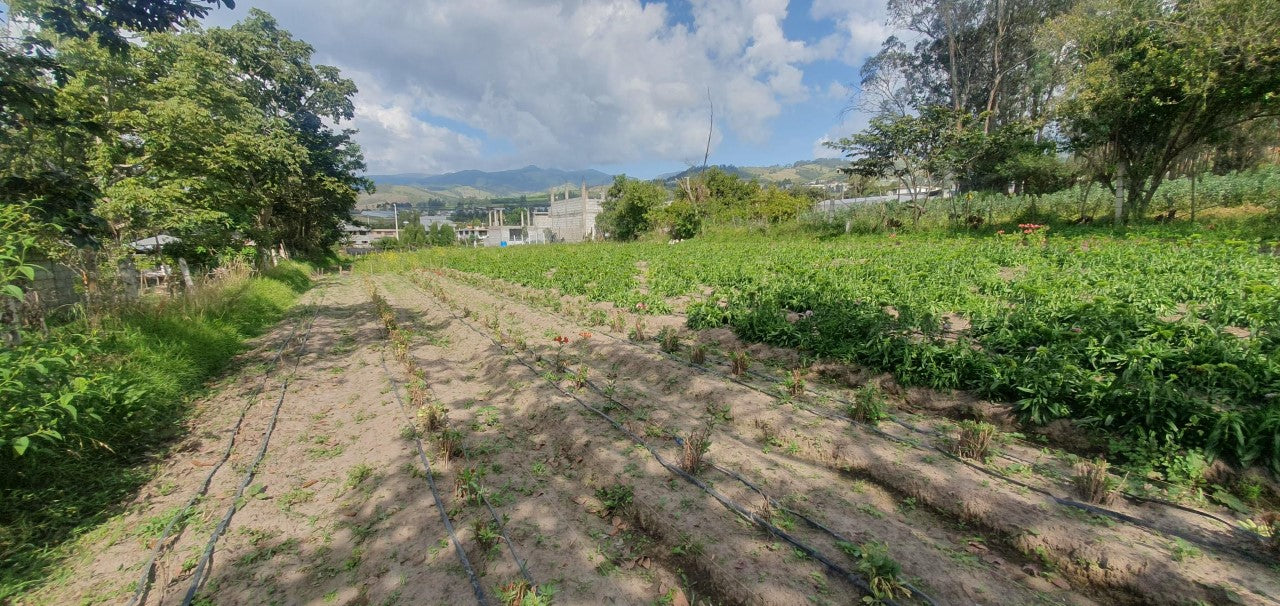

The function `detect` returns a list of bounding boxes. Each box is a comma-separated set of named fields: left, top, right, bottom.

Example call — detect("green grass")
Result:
left=0, top=261, right=312, bottom=600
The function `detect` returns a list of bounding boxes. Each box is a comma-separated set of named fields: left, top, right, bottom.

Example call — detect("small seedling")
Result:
left=609, top=313, right=626, bottom=333
left=681, top=426, right=712, bottom=474
left=690, top=343, right=707, bottom=365
left=954, top=420, right=997, bottom=461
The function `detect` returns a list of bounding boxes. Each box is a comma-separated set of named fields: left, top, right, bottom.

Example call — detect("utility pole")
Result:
left=393, top=204, right=401, bottom=239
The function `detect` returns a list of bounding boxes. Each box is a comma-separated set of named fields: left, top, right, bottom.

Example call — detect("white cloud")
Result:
left=809, top=0, right=894, bottom=65
left=826, top=81, right=851, bottom=100
left=208, top=0, right=876, bottom=173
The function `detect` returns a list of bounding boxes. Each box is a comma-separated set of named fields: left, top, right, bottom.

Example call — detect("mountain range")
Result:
left=358, top=160, right=848, bottom=208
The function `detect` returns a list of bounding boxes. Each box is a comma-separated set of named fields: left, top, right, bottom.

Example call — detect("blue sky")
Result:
left=191, top=1, right=894, bottom=178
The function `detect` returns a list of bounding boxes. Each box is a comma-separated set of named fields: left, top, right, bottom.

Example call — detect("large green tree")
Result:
left=1044, top=0, right=1280, bottom=221
left=598, top=176, right=667, bottom=241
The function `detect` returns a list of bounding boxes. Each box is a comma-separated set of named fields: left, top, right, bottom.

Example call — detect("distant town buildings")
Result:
left=344, top=182, right=603, bottom=250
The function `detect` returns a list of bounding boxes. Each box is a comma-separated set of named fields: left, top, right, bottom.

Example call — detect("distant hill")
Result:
left=359, top=160, right=849, bottom=209
left=660, top=159, right=847, bottom=186
left=370, top=165, right=614, bottom=196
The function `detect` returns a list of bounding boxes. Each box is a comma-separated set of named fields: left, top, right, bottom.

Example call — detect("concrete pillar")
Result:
left=581, top=181, right=588, bottom=241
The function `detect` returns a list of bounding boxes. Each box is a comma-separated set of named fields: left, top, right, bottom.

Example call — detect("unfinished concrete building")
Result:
left=477, top=182, right=602, bottom=246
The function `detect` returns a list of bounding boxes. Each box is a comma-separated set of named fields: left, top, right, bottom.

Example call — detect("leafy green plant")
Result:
left=594, top=484, right=634, bottom=515
left=836, top=541, right=910, bottom=603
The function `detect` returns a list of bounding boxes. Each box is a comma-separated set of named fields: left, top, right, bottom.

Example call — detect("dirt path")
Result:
left=25, top=272, right=1280, bottom=606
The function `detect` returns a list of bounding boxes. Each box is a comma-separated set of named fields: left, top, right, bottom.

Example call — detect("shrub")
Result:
left=1073, top=458, right=1123, bottom=505
left=848, top=385, right=888, bottom=425
left=954, top=421, right=997, bottom=461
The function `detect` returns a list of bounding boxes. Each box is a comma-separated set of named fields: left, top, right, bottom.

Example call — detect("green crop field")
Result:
left=368, top=229, right=1280, bottom=475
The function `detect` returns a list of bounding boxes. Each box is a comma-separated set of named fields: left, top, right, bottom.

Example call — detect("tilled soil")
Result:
left=27, top=272, right=1280, bottom=606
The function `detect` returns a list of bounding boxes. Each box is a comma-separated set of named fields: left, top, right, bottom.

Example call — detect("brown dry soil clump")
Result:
left=25, top=272, right=1280, bottom=606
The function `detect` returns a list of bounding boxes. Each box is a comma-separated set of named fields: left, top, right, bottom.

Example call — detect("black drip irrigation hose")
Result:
left=415, top=280, right=919, bottom=606
left=378, top=353, right=491, bottom=606
left=375, top=287, right=535, bottom=592
left=126, top=300, right=319, bottom=606
left=439, top=271, right=1278, bottom=566
left=179, top=293, right=330, bottom=606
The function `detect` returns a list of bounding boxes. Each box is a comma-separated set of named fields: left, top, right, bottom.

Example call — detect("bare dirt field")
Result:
left=28, top=272, right=1280, bottom=606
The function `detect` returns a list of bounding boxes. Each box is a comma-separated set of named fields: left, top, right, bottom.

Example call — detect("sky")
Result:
left=192, top=0, right=894, bottom=179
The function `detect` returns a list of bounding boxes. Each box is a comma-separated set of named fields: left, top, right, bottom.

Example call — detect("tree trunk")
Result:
left=1114, top=158, right=1127, bottom=224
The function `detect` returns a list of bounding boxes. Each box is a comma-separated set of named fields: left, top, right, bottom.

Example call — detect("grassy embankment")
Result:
left=0, top=261, right=314, bottom=599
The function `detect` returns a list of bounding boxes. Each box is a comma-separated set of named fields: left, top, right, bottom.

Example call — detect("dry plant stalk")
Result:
left=682, top=426, right=712, bottom=474
left=954, top=421, right=996, bottom=461
left=1073, top=458, right=1123, bottom=505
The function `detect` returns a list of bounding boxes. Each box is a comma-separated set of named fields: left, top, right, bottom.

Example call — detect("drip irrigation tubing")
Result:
left=178, top=291, right=330, bottom=606
left=442, top=270, right=1271, bottom=549
left=413, top=277, right=924, bottom=606
left=127, top=297, right=319, bottom=606
left=374, top=289, right=534, bottom=592
left=378, top=352, right=491, bottom=605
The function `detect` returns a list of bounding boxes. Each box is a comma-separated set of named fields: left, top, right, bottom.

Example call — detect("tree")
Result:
left=427, top=223, right=456, bottom=246
left=207, top=9, right=371, bottom=257
left=1044, top=0, right=1280, bottom=221
left=597, top=176, right=666, bottom=241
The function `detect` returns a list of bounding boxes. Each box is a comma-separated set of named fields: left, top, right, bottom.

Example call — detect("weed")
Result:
left=345, top=464, right=374, bottom=491
left=278, top=488, right=316, bottom=511
left=609, top=312, right=626, bottom=333
left=681, top=426, right=712, bottom=475
left=954, top=420, right=997, bottom=461
left=848, top=385, right=887, bottom=425
left=837, top=541, right=910, bottom=602
left=1170, top=538, right=1202, bottom=562
left=1073, top=458, right=1123, bottom=505
left=670, top=533, right=704, bottom=557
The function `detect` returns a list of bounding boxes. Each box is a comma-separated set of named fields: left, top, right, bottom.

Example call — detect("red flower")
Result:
left=553, top=335, right=570, bottom=345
